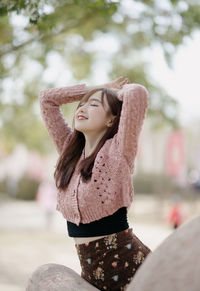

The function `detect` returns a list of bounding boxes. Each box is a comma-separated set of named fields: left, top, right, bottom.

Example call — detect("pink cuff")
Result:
left=117, top=84, right=129, bottom=101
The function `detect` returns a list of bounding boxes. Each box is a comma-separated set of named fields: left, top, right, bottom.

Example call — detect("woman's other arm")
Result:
left=111, top=83, right=149, bottom=173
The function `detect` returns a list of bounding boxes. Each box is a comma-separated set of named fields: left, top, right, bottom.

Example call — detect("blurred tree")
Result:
left=0, top=0, right=199, bottom=152
left=0, top=0, right=41, bottom=24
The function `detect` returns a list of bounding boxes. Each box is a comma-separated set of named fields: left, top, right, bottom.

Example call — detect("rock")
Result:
left=127, top=216, right=200, bottom=291
left=26, top=263, right=99, bottom=291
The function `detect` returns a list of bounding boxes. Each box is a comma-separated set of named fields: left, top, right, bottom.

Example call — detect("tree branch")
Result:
left=0, top=14, right=93, bottom=56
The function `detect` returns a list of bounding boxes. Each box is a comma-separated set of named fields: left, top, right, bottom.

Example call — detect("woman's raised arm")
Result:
left=39, top=84, right=87, bottom=155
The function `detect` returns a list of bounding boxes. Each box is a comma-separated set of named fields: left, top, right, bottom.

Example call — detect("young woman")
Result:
left=39, top=76, right=151, bottom=290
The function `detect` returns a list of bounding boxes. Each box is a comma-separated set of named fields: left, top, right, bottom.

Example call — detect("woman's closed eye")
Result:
left=79, top=103, right=98, bottom=107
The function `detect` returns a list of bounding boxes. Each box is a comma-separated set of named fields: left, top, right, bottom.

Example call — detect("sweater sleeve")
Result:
left=39, top=84, right=87, bottom=154
left=110, top=83, right=149, bottom=172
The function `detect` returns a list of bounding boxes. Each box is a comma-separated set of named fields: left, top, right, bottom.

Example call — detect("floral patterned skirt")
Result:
left=75, top=228, right=151, bottom=291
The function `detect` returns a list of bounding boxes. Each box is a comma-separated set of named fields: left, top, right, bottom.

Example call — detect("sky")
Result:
left=147, top=30, right=200, bottom=126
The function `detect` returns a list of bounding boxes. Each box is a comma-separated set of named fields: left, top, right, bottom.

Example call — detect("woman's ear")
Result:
left=107, top=116, right=116, bottom=127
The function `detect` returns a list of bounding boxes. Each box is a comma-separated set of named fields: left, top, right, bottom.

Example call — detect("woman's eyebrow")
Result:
left=89, top=98, right=101, bottom=103
left=80, top=98, right=101, bottom=106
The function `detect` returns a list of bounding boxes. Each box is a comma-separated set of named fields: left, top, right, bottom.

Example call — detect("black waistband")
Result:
left=66, top=207, right=129, bottom=237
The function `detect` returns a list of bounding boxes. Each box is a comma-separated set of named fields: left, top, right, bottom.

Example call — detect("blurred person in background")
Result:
left=36, top=179, right=57, bottom=229
left=167, top=194, right=184, bottom=229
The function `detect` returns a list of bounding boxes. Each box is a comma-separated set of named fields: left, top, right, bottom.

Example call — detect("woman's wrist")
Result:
left=86, top=84, right=107, bottom=92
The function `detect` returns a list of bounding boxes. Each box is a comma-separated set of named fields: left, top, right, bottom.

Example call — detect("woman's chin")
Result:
left=74, top=125, right=84, bottom=133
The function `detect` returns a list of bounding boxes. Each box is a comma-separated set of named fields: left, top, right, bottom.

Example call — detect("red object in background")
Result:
left=166, top=131, right=185, bottom=177
left=168, top=204, right=183, bottom=229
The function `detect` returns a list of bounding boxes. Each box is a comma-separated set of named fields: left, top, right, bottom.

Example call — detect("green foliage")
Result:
left=0, top=102, right=52, bottom=153
left=69, top=50, right=95, bottom=79
left=17, top=175, right=39, bottom=200
left=134, top=173, right=181, bottom=195
left=0, top=175, right=39, bottom=200
left=0, top=0, right=200, bottom=153
left=0, top=0, right=40, bottom=23
left=0, top=179, right=7, bottom=194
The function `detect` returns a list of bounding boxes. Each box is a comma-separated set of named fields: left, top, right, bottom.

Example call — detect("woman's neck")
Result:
left=83, top=146, right=95, bottom=159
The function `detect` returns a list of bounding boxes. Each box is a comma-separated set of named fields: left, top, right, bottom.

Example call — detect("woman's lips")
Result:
left=77, top=115, right=88, bottom=120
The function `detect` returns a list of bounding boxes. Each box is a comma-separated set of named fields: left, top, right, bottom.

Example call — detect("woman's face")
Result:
left=74, top=91, right=114, bottom=135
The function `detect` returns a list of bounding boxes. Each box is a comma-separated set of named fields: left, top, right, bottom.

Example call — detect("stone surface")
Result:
left=127, top=216, right=200, bottom=291
left=26, top=263, right=99, bottom=291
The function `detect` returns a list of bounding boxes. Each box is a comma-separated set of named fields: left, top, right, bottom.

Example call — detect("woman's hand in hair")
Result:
left=106, top=76, right=130, bottom=90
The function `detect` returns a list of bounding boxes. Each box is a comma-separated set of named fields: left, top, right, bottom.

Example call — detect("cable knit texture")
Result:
left=39, top=83, right=148, bottom=225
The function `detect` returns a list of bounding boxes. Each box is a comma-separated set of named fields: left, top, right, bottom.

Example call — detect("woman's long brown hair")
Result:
left=54, top=87, right=123, bottom=190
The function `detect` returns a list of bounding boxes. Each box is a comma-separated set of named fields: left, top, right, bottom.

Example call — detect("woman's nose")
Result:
left=80, top=107, right=86, bottom=113
left=80, top=103, right=88, bottom=111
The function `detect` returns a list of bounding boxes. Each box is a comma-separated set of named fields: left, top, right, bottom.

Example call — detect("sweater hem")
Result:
left=62, top=199, right=133, bottom=226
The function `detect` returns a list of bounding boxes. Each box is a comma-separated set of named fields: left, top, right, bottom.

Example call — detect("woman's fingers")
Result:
left=120, top=78, right=130, bottom=86
left=110, top=76, right=130, bottom=89
left=116, top=76, right=124, bottom=82
left=124, top=78, right=130, bottom=83
left=114, top=77, right=123, bottom=87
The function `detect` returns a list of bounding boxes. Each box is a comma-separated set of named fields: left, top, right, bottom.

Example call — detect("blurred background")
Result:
left=0, top=1, right=200, bottom=290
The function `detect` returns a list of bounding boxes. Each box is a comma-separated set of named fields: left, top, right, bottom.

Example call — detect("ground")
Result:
left=0, top=192, right=199, bottom=291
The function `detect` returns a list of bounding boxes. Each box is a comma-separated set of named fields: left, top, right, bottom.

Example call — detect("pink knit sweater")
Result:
left=39, top=83, right=148, bottom=225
